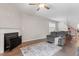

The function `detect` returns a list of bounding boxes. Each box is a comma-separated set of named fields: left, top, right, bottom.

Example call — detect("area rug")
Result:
left=20, top=42, right=62, bottom=56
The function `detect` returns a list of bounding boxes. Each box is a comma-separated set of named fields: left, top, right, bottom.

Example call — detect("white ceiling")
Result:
left=0, top=3, right=79, bottom=20
left=14, top=3, right=79, bottom=21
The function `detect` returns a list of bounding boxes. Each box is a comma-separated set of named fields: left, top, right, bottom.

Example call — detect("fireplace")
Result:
left=4, top=32, right=22, bottom=51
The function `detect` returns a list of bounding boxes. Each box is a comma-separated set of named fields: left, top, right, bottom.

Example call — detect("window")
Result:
left=77, top=24, right=79, bottom=30
left=49, top=22, right=56, bottom=32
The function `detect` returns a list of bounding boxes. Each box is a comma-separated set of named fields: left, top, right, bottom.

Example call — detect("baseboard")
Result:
left=22, top=38, right=47, bottom=43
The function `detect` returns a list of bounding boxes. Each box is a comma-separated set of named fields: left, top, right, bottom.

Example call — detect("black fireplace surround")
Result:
left=4, top=32, right=22, bottom=51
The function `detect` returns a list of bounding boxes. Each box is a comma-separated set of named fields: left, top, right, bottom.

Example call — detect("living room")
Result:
left=0, top=3, right=79, bottom=56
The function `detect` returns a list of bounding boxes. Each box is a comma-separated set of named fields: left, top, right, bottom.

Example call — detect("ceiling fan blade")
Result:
left=44, top=5, right=50, bottom=9
left=37, top=8, right=40, bottom=11
left=29, top=3, right=40, bottom=5
left=29, top=3, right=37, bottom=5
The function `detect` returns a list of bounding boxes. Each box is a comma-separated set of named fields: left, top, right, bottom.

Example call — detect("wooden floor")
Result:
left=54, top=36, right=76, bottom=56
left=54, top=42, right=76, bottom=56
left=0, top=39, right=76, bottom=56
left=0, top=39, right=46, bottom=56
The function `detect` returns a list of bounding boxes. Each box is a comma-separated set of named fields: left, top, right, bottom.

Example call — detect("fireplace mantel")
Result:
left=0, top=28, right=21, bottom=53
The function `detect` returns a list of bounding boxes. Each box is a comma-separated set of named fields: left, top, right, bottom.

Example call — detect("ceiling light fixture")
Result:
left=39, top=4, right=45, bottom=8
left=28, top=3, right=50, bottom=11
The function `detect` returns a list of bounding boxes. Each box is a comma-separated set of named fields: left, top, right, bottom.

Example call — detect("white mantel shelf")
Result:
left=0, top=27, right=20, bottom=29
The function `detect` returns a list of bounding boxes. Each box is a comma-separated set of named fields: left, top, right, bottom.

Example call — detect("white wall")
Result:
left=0, top=4, right=21, bottom=28
left=21, top=14, right=49, bottom=42
left=0, top=4, right=21, bottom=53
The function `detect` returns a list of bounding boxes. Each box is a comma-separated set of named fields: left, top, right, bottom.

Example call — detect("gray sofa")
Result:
left=47, top=31, right=68, bottom=46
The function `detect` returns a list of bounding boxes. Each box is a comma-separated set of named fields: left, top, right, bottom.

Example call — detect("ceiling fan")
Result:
left=28, top=3, right=50, bottom=11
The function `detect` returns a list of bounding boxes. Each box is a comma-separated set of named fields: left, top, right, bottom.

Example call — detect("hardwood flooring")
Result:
left=0, top=39, right=46, bottom=56
left=54, top=42, right=75, bottom=56
left=0, top=38, right=76, bottom=56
